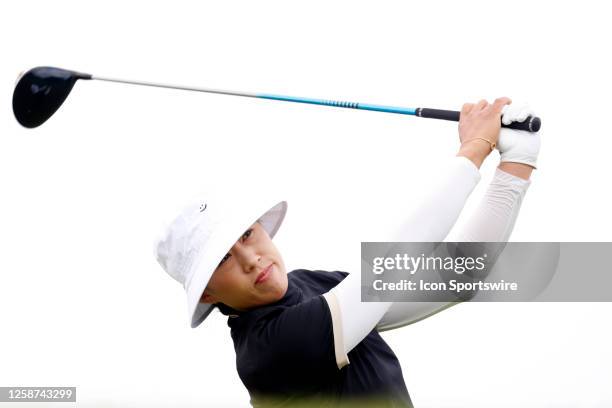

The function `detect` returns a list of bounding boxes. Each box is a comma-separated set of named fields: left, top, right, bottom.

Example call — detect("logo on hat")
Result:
left=199, top=203, right=207, bottom=213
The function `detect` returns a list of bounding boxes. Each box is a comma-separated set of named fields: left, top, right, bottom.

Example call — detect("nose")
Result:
left=234, top=245, right=261, bottom=273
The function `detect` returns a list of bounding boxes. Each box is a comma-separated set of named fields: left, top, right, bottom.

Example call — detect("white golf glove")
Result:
left=497, top=104, right=541, bottom=169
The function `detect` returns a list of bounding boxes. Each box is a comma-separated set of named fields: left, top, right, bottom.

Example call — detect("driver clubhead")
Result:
left=13, top=66, right=92, bottom=128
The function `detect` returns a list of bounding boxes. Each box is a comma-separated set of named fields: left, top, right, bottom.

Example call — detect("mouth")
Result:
left=255, top=264, right=273, bottom=285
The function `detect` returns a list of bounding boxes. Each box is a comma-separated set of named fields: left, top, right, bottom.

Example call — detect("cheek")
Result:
left=209, top=269, right=238, bottom=294
left=214, top=268, right=256, bottom=302
left=267, top=244, right=283, bottom=264
left=215, top=272, right=240, bottom=292
left=270, top=263, right=287, bottom=286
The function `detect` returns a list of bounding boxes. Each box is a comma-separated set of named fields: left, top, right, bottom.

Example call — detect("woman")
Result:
left=155, top=97, right=541, bottom=407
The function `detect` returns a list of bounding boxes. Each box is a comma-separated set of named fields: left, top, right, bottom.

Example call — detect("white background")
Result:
left=1, top=1, right=611, bottom=407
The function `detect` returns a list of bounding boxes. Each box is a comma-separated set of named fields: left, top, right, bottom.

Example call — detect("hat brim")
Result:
left=186, top=200, right=288, bottom=328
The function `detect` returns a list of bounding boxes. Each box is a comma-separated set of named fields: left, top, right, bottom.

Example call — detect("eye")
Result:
left=242, top=229, right=253, bottom=241
left=218, top=253, right=231, bottom=267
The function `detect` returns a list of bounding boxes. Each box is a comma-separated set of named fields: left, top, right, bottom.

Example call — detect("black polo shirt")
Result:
left=217, top=269, right=413, bottom=407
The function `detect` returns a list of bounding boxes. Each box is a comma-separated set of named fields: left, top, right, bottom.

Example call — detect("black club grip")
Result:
left=416, top=108, right=541, bottom=133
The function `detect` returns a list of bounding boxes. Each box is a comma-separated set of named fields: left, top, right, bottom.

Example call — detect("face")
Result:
left=199, top=221, right=288, bottom=311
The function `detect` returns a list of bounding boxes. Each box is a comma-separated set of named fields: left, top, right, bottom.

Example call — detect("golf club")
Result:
left=13, top=66, right=542, bottom=132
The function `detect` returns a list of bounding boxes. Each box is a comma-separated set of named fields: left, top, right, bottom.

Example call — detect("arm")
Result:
left=376, top=164, right=532, bottom=331
left=376, top=104, right=540, bottom=331
left=323, top=154, right=482, bottom=368
left=322, top=98, right=513, bottom=368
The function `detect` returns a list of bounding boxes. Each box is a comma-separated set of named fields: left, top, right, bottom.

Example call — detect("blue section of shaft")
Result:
left=257, top=94, right=416, bottom=116
left=357, top=103, right=416, bottom=115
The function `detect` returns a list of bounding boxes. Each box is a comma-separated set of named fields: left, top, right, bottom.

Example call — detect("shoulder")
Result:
left=288, top=269, right=349, bottom=292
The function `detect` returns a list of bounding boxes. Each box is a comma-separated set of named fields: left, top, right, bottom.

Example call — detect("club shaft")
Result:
left=92, top=75, right=260, bottom=99
left=92, top=75, right=416, bottom=115
left=90, top=75, right=540, bottom=132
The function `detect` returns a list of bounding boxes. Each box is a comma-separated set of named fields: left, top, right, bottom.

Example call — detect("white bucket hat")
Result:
left=155, top=193, right=287, bottom=328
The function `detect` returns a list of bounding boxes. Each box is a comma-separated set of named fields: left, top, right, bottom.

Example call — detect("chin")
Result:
left=270, top=278, right=288, bottom=300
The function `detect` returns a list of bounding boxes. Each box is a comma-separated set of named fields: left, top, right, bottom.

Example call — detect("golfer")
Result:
left=155, top=97, right=541, bottom=407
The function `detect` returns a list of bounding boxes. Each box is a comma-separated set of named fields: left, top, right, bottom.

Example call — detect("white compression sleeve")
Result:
left=447, top=167, right=531, bottom=242
left=375, top=167, right=531, bottom=332
left=322, top=156, right=481, bottom=368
